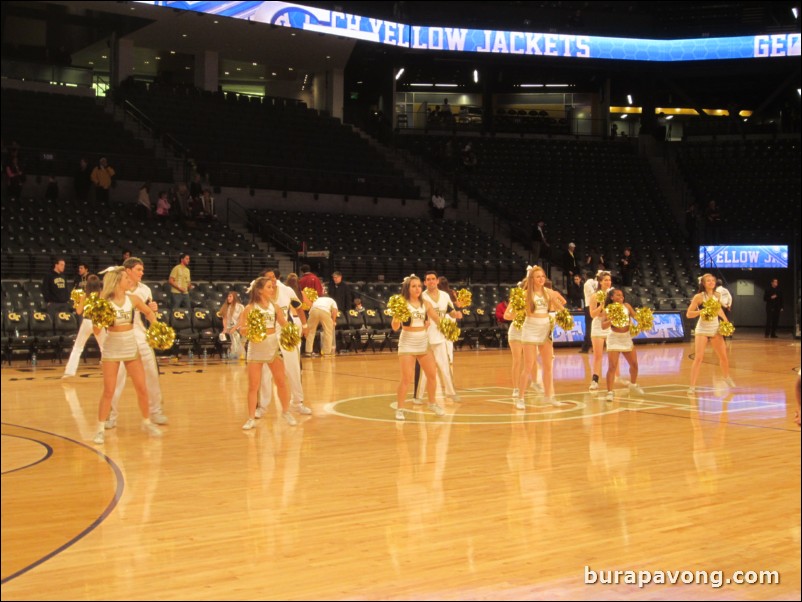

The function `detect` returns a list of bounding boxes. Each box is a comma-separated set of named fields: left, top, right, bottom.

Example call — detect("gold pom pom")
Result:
left=145, top=321, right=176, bottom=350
left=509, top=287, right=526, bottom=312
left=438, top=316, right=461, bottom=342
left=246, top=309, right=268, bottom=343
left=634, top=307, right=654, bottom=333
left=718, top=321, right=735, bottom=337
left=302, top=287, right=318, bottom=311
left=279, top=323, right=301, bottom=351
left=386, top=294, right=411, bottom=323
left=700, top=297, right=721, bottom=321
left=629, top=323, right=641, bottom=337
left=512, top=312, right=525, bottom=330
left=605, top=303, right=629, bottom=329
left=83, top=294, right=115, bottom=328
left=456, top=288, right=472, bottom=308
left=594, top=289, right=606, bottom=305
left=70, top=289, right=83, bottom=309
left=555, top=308, right=574, bottom=330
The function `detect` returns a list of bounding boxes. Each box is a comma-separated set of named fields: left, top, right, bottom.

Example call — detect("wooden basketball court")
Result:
left=2, top=331, right=800, bottom=600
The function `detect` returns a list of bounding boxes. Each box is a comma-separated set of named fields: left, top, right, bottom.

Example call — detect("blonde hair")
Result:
left=100, top=266, right=126, bottom=300
left=524, top=266, right=550, bottom=313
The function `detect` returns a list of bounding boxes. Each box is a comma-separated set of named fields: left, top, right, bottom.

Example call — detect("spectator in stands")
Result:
left=532, top=220, right=550, bottom=275
left=431, top=190, right=446, bottom=218
left=200, top=189, right=215, bottom=219
left=43, top=257, right=70, bottom=313
left=120, top=249, right=131, bottom=265
left=618, top=247, right=635, bottom=286
left=704, top=200, right=722, bottom=242
left=352, top=297, right=366, bottom=314
left=562, top=242, right=580, bottom=285
left=45, top=175, right=59, bottom=203
left=156, top=190, right=171, bottom=219
left=175, top=182, right=191, bottom=218
left=495, top=299, right=509, bottom=325
left=567, top=273, right=584, bottom=310
left=329, top=271, right=352, bottom=314
left=585, top=247, right=606, bottom=271
left=136, top=182, right=152, bottom=220
left=764, top=278, right=783, bottom=338
left=298, top=264, right=324, bottom=297
left=74, top=158, right=92, bottom=202
left=91, top=157, right=115, bottom=205
left=305, top=293, right=338, bottom=356
left=73, top=263, right=90, bottom=290
left=5, top=154, right=24, bottom=201
left=220, top=291, right=245, bottom=358
left=169, top=253, right=192, bottom=309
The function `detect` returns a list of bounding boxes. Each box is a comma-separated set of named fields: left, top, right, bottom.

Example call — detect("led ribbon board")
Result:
left=140, top=2, right=800, bottom=61
left=699, top=245, right=789, bottom=269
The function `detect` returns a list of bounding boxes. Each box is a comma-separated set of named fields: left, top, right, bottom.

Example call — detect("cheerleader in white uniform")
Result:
left=686, top=273, right=735, bottom=394
left=63, top=274, right=106, bottom=378
left=238, top=277, right=295, bottom=429
left=517, top=266, right=565, bottom=409
left=392, top=275, right=443, bottom=421
left=600, top=288, right=644, bottom=402
left=588, top=270, right=613, bottom=391
left=92, top=267, right=161, bottom=445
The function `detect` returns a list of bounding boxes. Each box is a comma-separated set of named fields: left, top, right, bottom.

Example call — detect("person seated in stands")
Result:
left=352, top=297, right=366, bottom=315
left=200, top=189, right=215, bottom=219
left=156, top=190, right=171, bottom=219
left=136, top=182, right=152, bottom=220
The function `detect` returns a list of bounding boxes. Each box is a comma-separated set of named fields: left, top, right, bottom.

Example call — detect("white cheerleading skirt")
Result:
left=521, top=316, right=551, bottom=345
left=398, top=329, right=429, bottom=355
left=507, top=322, right=523, bottom=343
left=607, top=330, right=634, bottom=352
left=247, top=331, right=281, bottom=363
left=695, top=317, right=720, bottom=337
left=591, top=316, right=611, bottom=339
left=102, top=330, right=139, bottom=362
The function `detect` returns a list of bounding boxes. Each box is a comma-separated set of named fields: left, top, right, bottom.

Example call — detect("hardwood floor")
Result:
left=2, top=333, right=800, bottom=600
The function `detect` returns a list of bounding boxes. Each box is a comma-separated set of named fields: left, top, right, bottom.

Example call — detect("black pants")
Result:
left=580, top=306, right=592, bottom=352
left=765, top=309, right=781, bottom=337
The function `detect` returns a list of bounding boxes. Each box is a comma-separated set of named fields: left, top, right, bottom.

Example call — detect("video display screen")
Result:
left=699, top=245, right=788, bottom=269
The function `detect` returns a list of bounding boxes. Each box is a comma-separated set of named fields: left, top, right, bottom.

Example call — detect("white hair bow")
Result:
left=99, top=265, right=121, bottom=274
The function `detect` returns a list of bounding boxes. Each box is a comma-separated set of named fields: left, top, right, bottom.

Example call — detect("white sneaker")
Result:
left=628, top=384, right=644, bottom=395
left=395, top=409, right=406, bottom=421
left=450, top=393, right=461, bottom=402
left=605, top=391, right=614, bottom=402
left=429, top=403, right=445, bottom=417
left=412, top=398, right=424, bottom=405
left=142, top=422, right=163, bottom=437
left=530, top=382, right=544, bottom=394
left=150, top=412, right=169, bottom=425
left=242, top=418, right=256, bottom=430
left=514, top=398, right=526, bottom=411
left=255, top=407, right=266, bottom=419
left=104, top=417, right=117, bottom=430
left=512, top=388, right=519, bottom=399
left=589, top=381, right=599, bottom=391
left=292, top=402, right=313, bottom=415
left=93, top=431, right=105, bottom=445
left=282, top=411, right=298, bottom=426
left=723, top=376, right=736, bottom=388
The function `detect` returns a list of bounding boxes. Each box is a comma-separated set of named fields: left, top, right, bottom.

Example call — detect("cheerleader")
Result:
left=392, top=275, right=444, bottom=421
left=62, top=274, right=106, bottom=378
left=219, top=291, right=244, bottom=358
left=686, top=273, right=735, bottom=393
left=600, top=288, right=644, bottom=402
left=238, top=277, right=295, bottom=429
left=518, top=266, right=565, bottom=409
left=92, top=267, right=161, bottom=445
left=588, top=270, right=613, bottom=391
left=504, top=271, right=539, bottom=403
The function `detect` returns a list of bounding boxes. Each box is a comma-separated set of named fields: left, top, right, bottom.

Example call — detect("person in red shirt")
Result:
left=298, top=264, right=323, bottom=297
left=495, top=300, right=509, bottom=325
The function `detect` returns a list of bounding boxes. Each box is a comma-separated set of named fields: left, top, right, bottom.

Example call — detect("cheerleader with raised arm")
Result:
left=600, top=288, right=645, bottom=402
left=686, top=273, right=735, bottom=394
left=238, top=277, right=296, bottom=429
left=392, top=275, right=444, bottom=421
left=517, top=266, right=565, bottom=409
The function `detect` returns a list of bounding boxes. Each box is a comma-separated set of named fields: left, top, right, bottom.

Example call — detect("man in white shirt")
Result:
left=257, top=269, right=312, bottom=417
left=106, top=257, right=169, bottom=429
left=580, top=271, right=598, bottom=353
left=413, top=271, right=462, bottom=403
left=306, top=294, right=338, bottom=356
